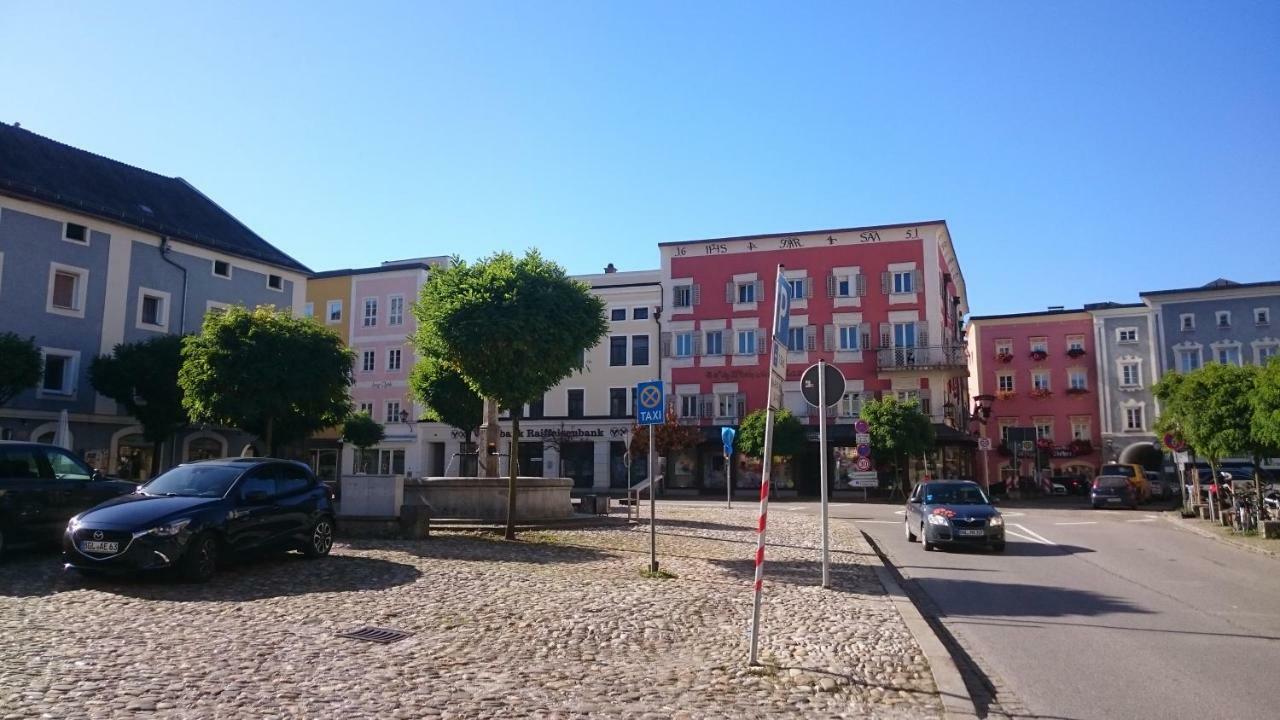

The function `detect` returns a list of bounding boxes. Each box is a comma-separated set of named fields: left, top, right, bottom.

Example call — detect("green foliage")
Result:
left=1153, top=371, right=1193, bottom=453
left=90, top=335, right=188, bottom=445
left=860, top=396, right=936, bottom=460
left=1179, top=364, right=1257, bottom=466
left=179, top=306, right=354, bottom=454
left=341, top=412, right=385, bottom=451
left=409, top=357, right=483, bottom=440
left=629, top=408, right=704, bottom=458
left=1250, top=356, right=1280, bottom=458
left=409, top=251, right=608, bottom=410
left=735, top=409, right=806, bottom=459
left=0, top=332, right=42, bottom=407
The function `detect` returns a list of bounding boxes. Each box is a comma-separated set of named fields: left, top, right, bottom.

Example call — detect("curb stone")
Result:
left=860, top=534, right=978, bottom=720
left=1162, top=513, right=1279, bottom=559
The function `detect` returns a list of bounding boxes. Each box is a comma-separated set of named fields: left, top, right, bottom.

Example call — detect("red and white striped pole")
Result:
left=748, top=265, right=789, bottom=667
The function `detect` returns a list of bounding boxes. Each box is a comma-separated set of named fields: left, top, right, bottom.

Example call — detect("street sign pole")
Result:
left=649, top=423, right=657, bottom=573
left=725, top=451, right=732, bottom=509
left=818, top=359, right=830, bottom=589
left=635, top=380, right=665, bottom=573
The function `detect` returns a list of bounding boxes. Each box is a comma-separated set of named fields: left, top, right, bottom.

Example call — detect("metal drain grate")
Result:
left=336, top=626, right=413, bottom=644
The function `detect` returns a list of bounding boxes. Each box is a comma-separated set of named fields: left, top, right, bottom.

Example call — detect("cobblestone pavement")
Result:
left=0, top=504, right=942, bottom=719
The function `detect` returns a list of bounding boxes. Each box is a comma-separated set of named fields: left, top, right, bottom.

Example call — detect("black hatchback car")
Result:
left=0, top=441, right=136, bottom=561
left=63, top=458, right=336, bottom=582
left=905, top=480, right=1005, bottom=552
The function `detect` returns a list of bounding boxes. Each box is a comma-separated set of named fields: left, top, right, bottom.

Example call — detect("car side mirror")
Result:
left=91, top=469, right=104, bottom=481
left=243, top=490, right=270, bottom=504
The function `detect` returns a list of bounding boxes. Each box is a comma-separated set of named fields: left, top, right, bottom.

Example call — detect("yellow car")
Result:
left=1100, top=463, right=1150, bottom=502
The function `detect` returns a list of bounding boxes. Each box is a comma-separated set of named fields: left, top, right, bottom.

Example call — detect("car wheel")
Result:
left=179, top=533, right=219, bottom=583
left=991, top=541, right=1006, bottom=553
left=303, top=516, right=335, bottom=558
left=921, top=524, right=935, bottom=551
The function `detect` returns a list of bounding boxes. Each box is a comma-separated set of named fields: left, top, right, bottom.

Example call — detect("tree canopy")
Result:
left=1170, top=363, right=1256, bottom=468
left=409, top=357, right=483, bottom=442
left=1252, top=356, right=1280, bottom=455
left=628, top=408, right=704, bottom=459
left=179, top=306, right=354, bottom=454
left=860, top=396, right=936, bottom=461
left=735, top=409, right=806, bottom=459
left=0, top=332, right=42, bottom=407
left=90, top=335, right=188, bottom=475
left=342, top=412, right=385, bottom=451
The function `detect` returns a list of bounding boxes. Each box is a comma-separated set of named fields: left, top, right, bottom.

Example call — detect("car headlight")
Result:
left=988, top=515, right=1004, bottom=527
left=68, top=515, right=84, bottom=532
left=928, top=513, right=949, bottom=526
left=143, top=519, right=191, bottom=537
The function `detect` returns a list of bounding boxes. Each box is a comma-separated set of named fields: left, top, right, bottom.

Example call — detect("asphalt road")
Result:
left=779, top=498, right=1280, bottom=720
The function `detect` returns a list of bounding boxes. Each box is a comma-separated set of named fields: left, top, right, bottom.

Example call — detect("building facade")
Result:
left=0, top=124, right=309, bottom=478
left=1144, top=279, right=1280, bottom=376
left=659, top=221, right=972, bottom=497
left=967, top=309, right=1103, bottom=486
left=1086, top=302, right=1161, bottom=463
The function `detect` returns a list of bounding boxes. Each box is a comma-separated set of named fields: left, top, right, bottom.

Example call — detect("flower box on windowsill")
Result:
left=1029, top=350, right=1049, bottom=361
left=1066, top=348, right=1087, bottom=359
left=1029, top=388, right=1053, bottom=399
left=996, top=352, right=1015, bottom=363
left=1036, top=438, right=1054, bottom=451
left=996, top=390, right=1017, bottom=400
left=1068, top=439, right=1094, bottom=456
left=1064, top=387, right=1089, bottom=396
left=996, top=443, right=1012, bottom=457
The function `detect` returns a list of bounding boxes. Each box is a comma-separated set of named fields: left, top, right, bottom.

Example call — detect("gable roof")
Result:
left=1140, top=279, right=1280, bottom=298
left=0, top=123, right=309, bottom=273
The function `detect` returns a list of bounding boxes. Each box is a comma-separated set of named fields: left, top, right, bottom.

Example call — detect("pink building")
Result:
left=967, top=308, right=1102, bottom=488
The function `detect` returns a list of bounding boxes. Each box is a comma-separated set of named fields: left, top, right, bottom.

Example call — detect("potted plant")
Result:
left=1064, top=387, right=1089, bottom=396
left=996, top=351, right=1015, bottom=363
left=1036, top=438, right=1054, bottom=451
left=1029, top=349, right=1049, bottom=361
left=1068, top=439, right=1093, bottom=456
left=1029, top=388, right=1053, bottom=399
left=1067, top=347, right=1087, bottom=359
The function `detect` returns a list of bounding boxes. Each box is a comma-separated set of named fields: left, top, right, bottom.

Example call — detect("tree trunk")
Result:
left=504, top=412, right=520, bottom=540
left=481, top=398, right=501, bottom=478
left=1191, top=451, right=1201, bottom=514
left=264, top=417, right=275, bottom=458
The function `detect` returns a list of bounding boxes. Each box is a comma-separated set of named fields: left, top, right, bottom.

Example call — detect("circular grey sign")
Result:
left=801, top=363, right=846, bottom=408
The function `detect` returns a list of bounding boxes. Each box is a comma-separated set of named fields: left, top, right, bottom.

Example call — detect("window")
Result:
left=363, top=298, right=378, bottom=327
left=303, top=302, right=315, bottom=319
left=673, top=285, right=692, bottom=308
left=213, top=260, right=231, bottom=278
left=675, top=332, right=694, bottom=357
left=64, top=222, right=88, bottom=244
left=610, top=337, right=628, bottom=366
left=1256, top=308, right=1271, bottom=326
left=47, top=263, right=87, bottom=317
left=1258, top=345, right=1278, bottom=364
left=679, top=395, right=699, bottom=418
left=358, top=402, right=374, bottom=415
left=998, top=374, right=1014, bottom=392
left=896, top=390, right=920, bottom=405
left=837, top=276, right=851, bottom=297
left=1032, top=371, right=1050, bottom=391
left=567, top=390, right=585, bottom=419
left=1180, top=314, right=1195, bottom=331
left=737, top=329, right=757, bottom=355
left=137, top=289, right=168, bottom=329
left=893, top=322, right=917, bottom=348
left=1035, top=420, right=1053, bottom=441
left=1216, top=311, right=1231, bottom=328
left=1120, top=362, right=1140, bottom=387
left=1117, top=328, right=1138, bottom=343
left=838, top=326, right=860, bottom=351
left=327, top=300, right=342, bottom=323
left=1069, top=370, right=1088, bottom=390
left=277, top=464, right=313, bottom=496
left=838, top=392, right=861, bottom=418
left=611, top=308, right=627, bottom=321
left=40, top=351, right=76, bottom=396
left=892, top=271, right=914, bottom=294
left=362, top=350, right=375, bottom=372
left=1067, top=336, right=1085, bottom=352
left=205, top=301, right=230, bottom=315
left=1178, top=349, right=1201, bottom=372
left=716, top=392, right=744, bottom=419
left=995, top=340, right=1013, bottom=356
left=528, top=396, right=545, bottom=419
left=388, top=296, right=404, bottom=326
left=386, top=401, right=402, bottom=424
left=1030, top=337, right=1048, bottom=353
left=1216, top=345, right=1241, bottom=366
left=44, top=448, right=92, bottom=481
left=609, top=388, right=628, bottom=418
left=267, top=274, right=283, bottom=291
left=1126, top=406, right=1145, bottom=431
left=705, top=330, right=724, bottom=356
left=786, top=279, right=805, bottom=299
left=1072, top=420, right=1091, bottom=441
left=631, top=335, right=650, bottom=366
left=633, top=307, right=649, bottom=320
left=387, top=348, right=402, bottom=371
left=786, top=326, right=805, bottom=352
left=737, top=282, right=756, bottom=304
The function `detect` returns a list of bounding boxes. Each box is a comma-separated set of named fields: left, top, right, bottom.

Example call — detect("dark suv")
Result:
left=0, top=441, right=136, bottom=560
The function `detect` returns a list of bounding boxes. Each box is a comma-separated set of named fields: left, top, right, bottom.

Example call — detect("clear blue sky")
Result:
left=3, top=1, right=1277, bottom=314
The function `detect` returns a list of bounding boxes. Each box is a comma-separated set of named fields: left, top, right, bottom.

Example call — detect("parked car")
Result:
left=63, top=458, right=336, bottom=582
left=1100, top=463, right=1150, bottom=502
left=1145, top=471, right=1174, bottom=500
left=0, top=441, right=136, bottom=561
left=1091, top=476, right=1138, bottom=509
left=905, top=480, right=1005, bottom=553
left=1051, top=474, right=1091, bottom=496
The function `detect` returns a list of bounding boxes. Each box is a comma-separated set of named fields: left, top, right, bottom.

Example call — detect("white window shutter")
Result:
left=756, top=330, right=767, bottom=354
left=700, top=394, right=714, bottom=418
left=918, top=325, right=929, bottom=348
left=693, top=334, right=703, bottom=356
left=911, top=269, right=920, bottom=292
left=660, top=332, right=672, bottom=357
left=824, top=324, right=836, bottom=351
left=804, top=280, right=813, bottom=299
left=880, top=323, right=891, bottom=348
left=726, top=281, right=736, bottom=304
left=826, top=275, right=836, bottom=297
left=861, top=323, right=872, bottom=351
left=881, top=271, right=891, bottom=294
left=736, top=392, right=746, bottom=418
left=856, top=274, right=867, bottom=297
left=805, top=325, right=816, bottom=351
left=692, top=283, right=701, bottom=305
left=753, top=279, right=764, bottom=299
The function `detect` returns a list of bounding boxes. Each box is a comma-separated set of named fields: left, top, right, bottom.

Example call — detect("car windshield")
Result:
left=924, top=484, right=989, bottom=505
left=1098, top=477, right=1130, bottom=488
left=1105, top=465, right=1135, bottom=477
left=141, top=465, right=242, bottom=498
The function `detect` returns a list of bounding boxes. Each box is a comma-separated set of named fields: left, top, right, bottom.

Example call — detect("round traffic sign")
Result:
left=854, top=419, right=869, bottom=434
left=801, top=362, right=846, bottom=408
left=856, top=443, right=871, bottom=458
left=856, top=457, right=872, bottom=471
left=639, top=385, right=662, bottom=409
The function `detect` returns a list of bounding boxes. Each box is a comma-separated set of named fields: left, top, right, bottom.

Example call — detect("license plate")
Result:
left=81, top=540, right=118, bottom=554
left=957, top=529, right=986, bottom=537
left=1106, top=497, right=1122, bottom=503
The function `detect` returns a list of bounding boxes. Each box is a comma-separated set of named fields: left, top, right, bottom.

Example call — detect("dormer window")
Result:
left=1256, top=308, right=1271, bottom=326
left=63, top=223, right=88, bottom=244
left=213, top=260, right=231, bottom=278
left=1216, top=311, right=1231, bottom=329
left=1180, top=314, right=1195, bottom=331
left=267, top=274, right=283, bottom=291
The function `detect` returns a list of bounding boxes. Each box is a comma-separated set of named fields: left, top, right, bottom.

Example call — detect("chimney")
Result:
left=604, top=263, right=617, bottom=274
left=1048, top=305, right=1065, bottom=311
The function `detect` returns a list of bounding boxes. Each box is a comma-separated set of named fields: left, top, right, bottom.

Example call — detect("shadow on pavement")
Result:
left=389, top=535, right=619, bottom=565
left=706, top=558, right=880, bottom=592
left=951, top=616, right=1280, bottom=644
left=909, top=576, right=1152, bottom=618
left=933, top=542, right=1095, bottom=557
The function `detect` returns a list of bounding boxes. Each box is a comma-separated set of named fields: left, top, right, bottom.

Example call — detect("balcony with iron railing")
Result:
left=876, top=344, right=969, bottom=374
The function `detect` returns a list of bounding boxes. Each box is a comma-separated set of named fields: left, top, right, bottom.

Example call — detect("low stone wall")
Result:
left=406, top=477, right=574, bottom=521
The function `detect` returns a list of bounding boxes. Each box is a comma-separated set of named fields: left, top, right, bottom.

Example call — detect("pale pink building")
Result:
left=967, top=308, right=1102, bottom=488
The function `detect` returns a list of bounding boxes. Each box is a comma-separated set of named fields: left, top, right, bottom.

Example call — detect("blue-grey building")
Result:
left=0, top=123, right=310, bottom=479
left=1143, top=279, right=1280, bottom=375
left=1087, top=301, right=1161, bottom=462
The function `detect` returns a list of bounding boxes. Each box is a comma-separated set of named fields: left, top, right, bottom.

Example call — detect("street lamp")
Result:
left=968, top=394, right=997, bottom=491
left=398, top=409, right=417, bottom=428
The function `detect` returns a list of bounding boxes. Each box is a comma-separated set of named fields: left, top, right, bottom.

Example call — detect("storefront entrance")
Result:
left=561, top=442, right=594, bottom=488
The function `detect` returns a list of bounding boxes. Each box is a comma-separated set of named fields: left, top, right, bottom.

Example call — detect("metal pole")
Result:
left=726, top=451, right=732, bottom=509
left=648, top=424, right=657, bottom=573
left=819, top=360, right=830, bottom=589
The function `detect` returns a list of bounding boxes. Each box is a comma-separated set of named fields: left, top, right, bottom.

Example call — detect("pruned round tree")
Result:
left=179, top=306, right=354, bottom=455
left=860, top=396, right=936, bottom=493
left=0, top=332, right=42, bottom=408
left=342, top=412, right=385, bottom=474
left=409, top=357, right=483, bottom=445
left=628, top=408, right=704, bottom=460
left=735, top=409, right=806, bottom=460
left=90, top=335, right=188, bottom=475
left=411, top=251, right=607, bottom=539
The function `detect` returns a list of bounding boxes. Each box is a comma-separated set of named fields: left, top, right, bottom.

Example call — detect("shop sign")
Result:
left=848, top=471, right=879, bottom=488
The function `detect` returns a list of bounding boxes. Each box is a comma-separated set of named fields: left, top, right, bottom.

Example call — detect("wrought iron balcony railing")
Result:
left=876, top=345, right=968, bottom=372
